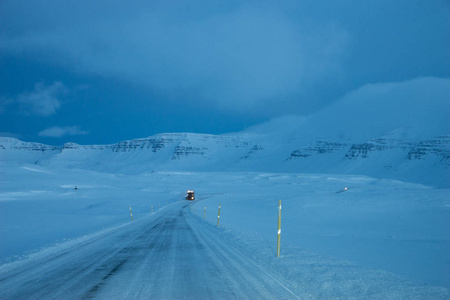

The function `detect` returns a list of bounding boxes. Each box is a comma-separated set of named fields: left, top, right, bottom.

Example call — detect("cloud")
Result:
left=0, top=1, right=349, bottom=116
left=38, top=126, right=89, bottom=138
left=309, top=77, right=450, bottom=139
left=16, top=82, right=66, bottom=116
left=249, top=77, right=450, bottom=140
left=1, top=0, right=448, bottom=121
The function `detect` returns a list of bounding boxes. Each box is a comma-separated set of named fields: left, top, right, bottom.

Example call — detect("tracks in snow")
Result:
left=0, top=201, right=299, bottom=299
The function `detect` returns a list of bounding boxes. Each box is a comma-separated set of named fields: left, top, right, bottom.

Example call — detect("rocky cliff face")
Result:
left=1, top=133, right=449, bottom=187
left=287, top=136, right=449, bottom=163
left=110, top=135, right=177, bottom=153
left=0, top=137, right=60, bottom=152
left=406, top=136, right=449, bottom=163
left=289, top=142, right=347, bottom=159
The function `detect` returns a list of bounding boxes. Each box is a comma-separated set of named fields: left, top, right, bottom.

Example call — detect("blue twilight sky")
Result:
left=0, top=0, right=449, bottom=145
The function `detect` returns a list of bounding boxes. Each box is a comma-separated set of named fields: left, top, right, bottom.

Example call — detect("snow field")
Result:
left=1, top=162, right=449, bottom=297
left=189, top=172, right=450, bottom=288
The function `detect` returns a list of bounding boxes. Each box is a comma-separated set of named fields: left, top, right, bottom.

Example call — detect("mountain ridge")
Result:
left=2, top=77, right=449, bottom=187
left=1, top=131, right=448, bottom=188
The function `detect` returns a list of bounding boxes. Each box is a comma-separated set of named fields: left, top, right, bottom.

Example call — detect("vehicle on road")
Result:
left=186, top=190, right=195, bottom=200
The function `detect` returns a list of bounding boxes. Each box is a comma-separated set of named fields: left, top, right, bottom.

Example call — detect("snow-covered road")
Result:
left=0, top=201, right=299, bottom=299
left=1, top=166, right=450, bottom=299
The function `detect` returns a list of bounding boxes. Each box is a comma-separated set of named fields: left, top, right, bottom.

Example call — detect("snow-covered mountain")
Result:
left=1, top=131, right=449, bottom=187
left=1, top=77, right=448, bottom=187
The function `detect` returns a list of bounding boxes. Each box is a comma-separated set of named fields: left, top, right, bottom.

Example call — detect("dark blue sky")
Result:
left=1, top=0, right=449, bottom=145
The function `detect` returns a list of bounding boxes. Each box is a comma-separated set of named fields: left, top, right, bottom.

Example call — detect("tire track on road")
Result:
left=1, top=202, right=302, bottom=299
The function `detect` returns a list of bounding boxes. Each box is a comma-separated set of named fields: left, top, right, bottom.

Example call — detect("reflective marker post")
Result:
left=217, top=204, right=221, bottom=227
left=203, top=206, right=206, bottom=220
left=129, top=206, right=133, bottom=221
left=277, top=200, right=281, bottom=257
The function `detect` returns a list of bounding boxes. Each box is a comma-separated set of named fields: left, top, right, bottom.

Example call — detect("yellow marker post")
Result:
left=203, top=206, right=206, bottom=220
left=129, top=206, right=133, bottom=221
left=217, top=204, right=221, bottom=227
left=277, top=200, right=281, bottom=257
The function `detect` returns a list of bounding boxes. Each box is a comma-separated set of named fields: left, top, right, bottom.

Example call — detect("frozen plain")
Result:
left=0, top=162, right=449, bottom=299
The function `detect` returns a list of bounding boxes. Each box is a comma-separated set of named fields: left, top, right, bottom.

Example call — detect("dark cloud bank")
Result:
left=0, top=0, right=449, bottom=143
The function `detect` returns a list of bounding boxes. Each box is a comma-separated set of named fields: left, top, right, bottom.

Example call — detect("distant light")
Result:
left=344, top=187, right=348, bottom=190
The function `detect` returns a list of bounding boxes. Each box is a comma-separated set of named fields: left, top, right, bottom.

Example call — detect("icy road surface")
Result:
left=0, top=201, right=299, bottom=299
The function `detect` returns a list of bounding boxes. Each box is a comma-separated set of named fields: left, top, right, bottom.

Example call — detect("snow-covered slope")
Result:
left=1, top=131, right=448, bottom=187
left=0, top=137, right=61, bottom=163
